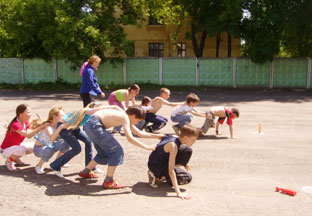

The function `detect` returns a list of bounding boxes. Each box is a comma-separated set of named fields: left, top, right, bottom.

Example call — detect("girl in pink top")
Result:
left=0, top=104, right=48, bottom=171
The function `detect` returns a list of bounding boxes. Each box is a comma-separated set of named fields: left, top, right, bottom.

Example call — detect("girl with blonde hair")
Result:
left=31, top=107, right=70, bottom=174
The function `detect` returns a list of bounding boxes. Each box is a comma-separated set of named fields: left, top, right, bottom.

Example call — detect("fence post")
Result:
left=307, top=58, right=311, bottom=89
left=270, top=61, right=274, bottom=89
left=159, top=58, right=163, bottom=85
left=123, top=59, right=127, bottom=85
left=233, top=57, right=237, bottom=88
left=53, top=58, right=57, bottom=83
left=20, top=58, right=24, bottom=84
left=196, top=58, right=199, bottom=87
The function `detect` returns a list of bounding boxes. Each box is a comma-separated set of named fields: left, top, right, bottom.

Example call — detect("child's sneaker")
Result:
left=35, top=166, right=45, bottom=174
left=93, top=167, right=105, bottom=174
left=172, top=125, right=180, bottom=135
left=62, top=163, right=70, bottom=168
left=148, top=170, right=158, bottom=188
left=53, top=170, right=64, bottom=178
left=79, top=171, right=98, bottom=179
left=5, top=160, right=16, bottom=171
left=103, top=180, right=125, bottom=189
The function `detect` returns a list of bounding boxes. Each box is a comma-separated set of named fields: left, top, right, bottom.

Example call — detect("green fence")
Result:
left=0, top=57, right=311, bottom=88
left=162, top=58, right=196, bottom=86
left=199, top=58, right=233, bottom=87
left=0, top=58, right=21, bottom=84
left=236, top=58, right=271, bottom=87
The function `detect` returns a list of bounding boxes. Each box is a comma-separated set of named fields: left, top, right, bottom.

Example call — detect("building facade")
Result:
left=124, top=17, right=241, bottom=58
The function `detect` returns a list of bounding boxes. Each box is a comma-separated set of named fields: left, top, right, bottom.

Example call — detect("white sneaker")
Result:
left=53, top=170, right=64, bottom=178
left=93, top=167, right=105, bottom=174
left=148, top=170, right=158, bottom=188
left=62, top=163, right=70, bottom=168
left=5, top=160, right=16, bottom=171
left=35, top=166, right=45, bottom=174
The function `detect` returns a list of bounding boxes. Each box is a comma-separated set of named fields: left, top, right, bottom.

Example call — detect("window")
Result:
left=177, top=42, right=186, bottom=57
left=148, top=16, right=164, bottom=25
left=149, top=43, right=164, bottom=57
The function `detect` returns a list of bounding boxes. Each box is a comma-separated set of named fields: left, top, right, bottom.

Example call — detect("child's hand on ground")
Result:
left=177, top=192, right=191, bottom=200
left=185, top=164, right=191, bottom=171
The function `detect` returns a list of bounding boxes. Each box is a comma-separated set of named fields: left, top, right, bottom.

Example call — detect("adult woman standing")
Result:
left=0, top=104, right=48, bottom=171
left=80, top=55, right=105, bottom=107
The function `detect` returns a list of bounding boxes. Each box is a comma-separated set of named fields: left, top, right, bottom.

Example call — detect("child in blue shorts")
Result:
left=79, top=106, right=163, bottom=189
left=31, top=107, right=69, bottom=174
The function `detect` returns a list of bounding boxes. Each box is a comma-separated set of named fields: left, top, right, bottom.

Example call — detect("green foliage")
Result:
left=0, top=0, right=145, bottom=67
left=241, top=0, right=288, bottom=63
left=281, top=0, right=312, bottom=57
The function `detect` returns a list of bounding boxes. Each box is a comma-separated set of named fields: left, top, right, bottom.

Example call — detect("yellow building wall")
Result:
left=124, top=19, right=241, bottom=58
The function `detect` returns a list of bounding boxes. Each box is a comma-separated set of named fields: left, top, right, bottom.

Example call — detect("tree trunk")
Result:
left=216, top=31, right=221, bottom=57
left=191, top=24, right=207, bottom=58
left=228, top=32, right=232, bottom=57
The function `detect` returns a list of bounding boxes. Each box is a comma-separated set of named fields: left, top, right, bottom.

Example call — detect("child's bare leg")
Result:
left=36, top=159, right=45, bottom=168
left=56, top=152, right=63, bottom=159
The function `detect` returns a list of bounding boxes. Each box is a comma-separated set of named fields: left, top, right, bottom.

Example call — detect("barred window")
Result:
left=177, top=42, right=186, bottom=57
left=149, top=43, right=164, bottom=57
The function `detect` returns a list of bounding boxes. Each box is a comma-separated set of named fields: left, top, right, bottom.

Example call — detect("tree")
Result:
left=0, top=0, right=145, bottom=66
left=241, top=0, right=288, bottom=63
left=282, top=0, right=312, bottom=57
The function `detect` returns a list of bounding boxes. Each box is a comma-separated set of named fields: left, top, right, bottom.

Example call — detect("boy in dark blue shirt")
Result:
left=147, top=124, right=199, bottom=200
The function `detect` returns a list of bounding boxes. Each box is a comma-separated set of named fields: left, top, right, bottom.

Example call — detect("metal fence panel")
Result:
left=0, top=58, right=21, bottom=84
left=273, top=59, right=307, bottom=88
left=199, top=58, right=233, bottom=87
left=57, top=60, right=81, bottom=84
left=126, top=58, right=159, bottom=84
left=96, top=61, right=123, bottom=85
left=24, top=59, right=54, bottom=84
left=236, top=58, right=270, bottom=87
left=163, top=58, right=196, bottom=86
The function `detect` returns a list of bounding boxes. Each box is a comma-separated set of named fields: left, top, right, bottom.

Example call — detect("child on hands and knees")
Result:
left=79, top=106, right=163, bottom=189
left=31, top=107, right=70, bottom=174
left=147, top=124, right=199, bottom=200
left=201, top=106, right=239, bottom=139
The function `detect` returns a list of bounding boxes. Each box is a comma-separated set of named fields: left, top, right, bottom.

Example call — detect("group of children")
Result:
left=0, top=84, right=239, bottom=200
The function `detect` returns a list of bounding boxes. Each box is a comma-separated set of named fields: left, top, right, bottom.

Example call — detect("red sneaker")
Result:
left=103, top=180, right=125, bottom=189
left=79, top=171, right=98, bottom=179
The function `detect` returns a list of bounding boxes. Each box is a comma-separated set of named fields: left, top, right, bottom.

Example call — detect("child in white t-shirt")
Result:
left=171, top=93, right=207, bottom=135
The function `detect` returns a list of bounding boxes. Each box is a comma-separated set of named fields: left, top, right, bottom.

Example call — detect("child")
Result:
left=49, top=102, right=122, bottom=178
left=144, top=88, right=183, bottom=133
left=31, top=107, right=70, bottom=174
left=78, top=106, right=163, bottom=189
left=108, top=84, right=140, bottom=133
left=201, top=106, right=239, bottom=139
left=0, top=104, right=49, bottom=171
left=170, top=93, right=207, bottom=135
left=147, top=124, right=199, bottom=200
left=136, top=96, right=153, bottom=130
